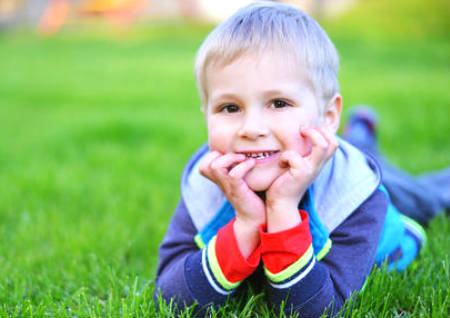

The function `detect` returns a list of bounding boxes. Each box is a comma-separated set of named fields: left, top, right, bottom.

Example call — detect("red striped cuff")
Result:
left=260, top=210, right=312, bottom=274
left=215, top=218, right=261, bottom=283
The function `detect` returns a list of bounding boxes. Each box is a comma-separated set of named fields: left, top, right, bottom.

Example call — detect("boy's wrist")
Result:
left=266, top=203, right=302, bottom=233
left=233, top=218, right=262, bottom=259
left=266, top=197, right=299, bottom=215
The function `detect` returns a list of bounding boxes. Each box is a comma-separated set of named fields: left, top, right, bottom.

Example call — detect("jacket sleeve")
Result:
left=263, top=189, right=388, bottom=318
left=155, top=199, right=259, bottom=309
left=154, top=199, right=198, bottom=306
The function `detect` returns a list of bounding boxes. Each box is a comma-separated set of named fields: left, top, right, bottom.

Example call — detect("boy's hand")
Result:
left=199, top=151, right=266, bottom=258
left=266, top=127, right=338, bottom=233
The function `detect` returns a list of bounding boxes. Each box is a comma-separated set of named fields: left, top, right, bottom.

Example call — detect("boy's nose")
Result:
left=238, top=112, right=269, bottom=140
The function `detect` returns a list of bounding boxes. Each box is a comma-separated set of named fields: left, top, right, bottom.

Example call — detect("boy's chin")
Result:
left=246, top=181, right=271, bottom=192
left=244, top=172, right=279, bottom=192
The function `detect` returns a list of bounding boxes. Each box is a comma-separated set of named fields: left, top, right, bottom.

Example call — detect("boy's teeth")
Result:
left=245, top=151, right=274, bottom=159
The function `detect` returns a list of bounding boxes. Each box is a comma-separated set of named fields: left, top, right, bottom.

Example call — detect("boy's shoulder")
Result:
left=313, top=137, right=382, bottom=232
left=180, top=138, right=382, bottom=233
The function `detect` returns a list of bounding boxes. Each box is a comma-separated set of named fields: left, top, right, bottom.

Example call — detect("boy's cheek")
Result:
left=207, top=129, right=226, bottom=153
left=208, top=141, right=226, bottom=154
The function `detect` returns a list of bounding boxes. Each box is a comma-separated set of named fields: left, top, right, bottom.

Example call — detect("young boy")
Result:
left=155, top=2, right=429, bottom=316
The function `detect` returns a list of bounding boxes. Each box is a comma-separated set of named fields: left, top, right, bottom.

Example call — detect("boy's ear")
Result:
left=322, top=93, right=342, bottom=134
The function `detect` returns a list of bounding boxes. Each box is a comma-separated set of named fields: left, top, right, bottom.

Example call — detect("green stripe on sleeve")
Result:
left=264, top=244, right=314, bottom=283
left=194, top=234, right=205, bottom=249
left=206, top=236, right=241, bottom=291
left=316, top=238, right=332, bottom=261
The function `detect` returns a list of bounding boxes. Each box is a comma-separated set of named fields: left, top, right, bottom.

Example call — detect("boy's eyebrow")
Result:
left=210, top=88, right=304, bottom=105
left=212, top=86, right=299, bottom=97
left=210, top=92, right=241, bottom=102
left=261, top=87, right=306, bottom=99
left=262, top=89, right=288, bottom=97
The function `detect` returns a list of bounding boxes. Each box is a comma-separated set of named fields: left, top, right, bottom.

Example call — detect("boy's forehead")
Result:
left=210, top=49, right=303, bottom=72
left=206, top=50, right=312, bottom=93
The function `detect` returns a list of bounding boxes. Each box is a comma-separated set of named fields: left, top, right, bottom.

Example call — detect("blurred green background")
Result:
left=0, top=0, right=448, bottom=315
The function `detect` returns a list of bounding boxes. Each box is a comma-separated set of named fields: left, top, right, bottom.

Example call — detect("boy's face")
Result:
left=204, top=51, right=340, bottom=192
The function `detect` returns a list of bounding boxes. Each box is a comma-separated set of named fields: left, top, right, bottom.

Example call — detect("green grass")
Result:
left=0, top=0, right=448, bottom=316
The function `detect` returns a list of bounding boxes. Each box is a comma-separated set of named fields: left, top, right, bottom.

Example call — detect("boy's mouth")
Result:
left=239, top=150, right=279, bottom=160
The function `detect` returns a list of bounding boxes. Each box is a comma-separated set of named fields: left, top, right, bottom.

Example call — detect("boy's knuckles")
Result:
left=200, top=153, right=221, bottom=171
left=210, top=160, right=223, bottom=171
left=199, top=158, right=211, bottom=171
left=227, top=171, right=240, bottom=182
left=315, top=140, right=328, bottom=150
left=199, top=164, right=210, bottom=176
left=204, top=152, right=220, bottom=163
left=199, top=167, right=215, bottom=181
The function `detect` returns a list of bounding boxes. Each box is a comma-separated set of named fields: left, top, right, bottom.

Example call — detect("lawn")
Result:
left=0, top=0, right=448, bottom=317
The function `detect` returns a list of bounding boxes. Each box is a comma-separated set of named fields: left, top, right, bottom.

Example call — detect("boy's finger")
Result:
left=228, top=158, right=256, bottom=181
left=301, top=128, right=329, bottom=165
left=199, top=151, right=222, bottom=180
left=201, top=151, right=222, bottom=167
left=210, top=153, right=247, bottom=177
left=316, top=127, right=338, bottom=158
left=280, top=150, right=307, bottom=177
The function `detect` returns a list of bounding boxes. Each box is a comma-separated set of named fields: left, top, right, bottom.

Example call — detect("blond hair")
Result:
left=194, top=1, right=339, bottom=109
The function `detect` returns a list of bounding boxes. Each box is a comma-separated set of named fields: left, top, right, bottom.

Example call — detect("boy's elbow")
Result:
left=154, top=271, right=195, bottom=306
left=154, top=279, right=218, bottom=318
left=271, top=273, right=351, bottom=318
left=153, top=277, right=197, bottom=315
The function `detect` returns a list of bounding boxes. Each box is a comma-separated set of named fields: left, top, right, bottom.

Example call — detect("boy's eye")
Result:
left=221, top=104, right=240, bottom=113
left=270, top=99, right=289, bottom=109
